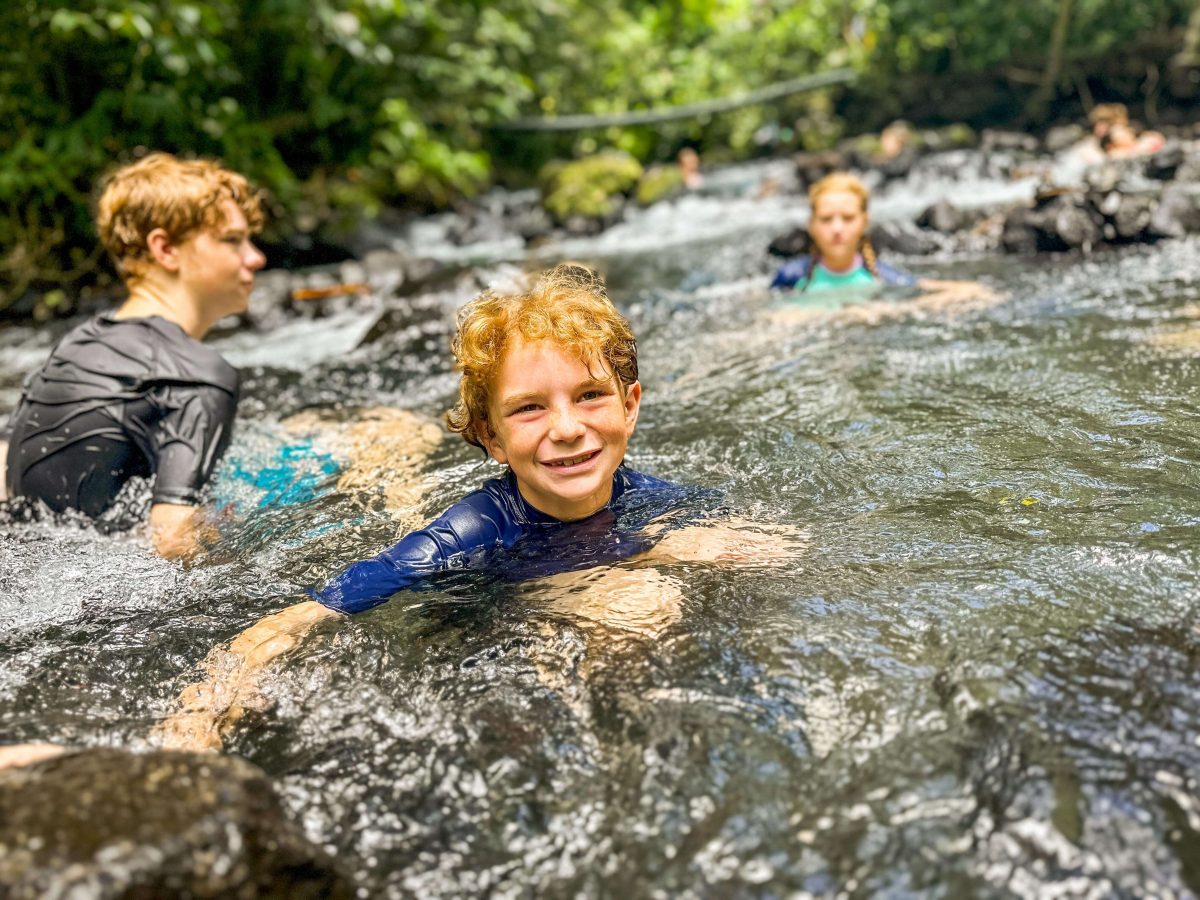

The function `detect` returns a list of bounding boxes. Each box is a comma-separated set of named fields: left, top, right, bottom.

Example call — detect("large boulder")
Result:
left=1001, top=190, right=1105, bottom=253
left=0, top=748, right=353, bottom=899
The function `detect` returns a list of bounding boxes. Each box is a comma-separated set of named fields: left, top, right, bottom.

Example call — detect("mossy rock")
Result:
left=935, top=123, right=977, bottom=149
left=536, top=159, right=568, bottom=193
left=541, top=151, right=644, bottom=222
left=636, top=165, right=685, bottom=207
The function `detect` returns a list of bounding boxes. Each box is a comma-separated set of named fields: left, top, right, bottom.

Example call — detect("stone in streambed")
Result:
left=792, top=150, right=849, bottom=191
left=1150, top=183, right=1200, bottom=237
left=767, top=226, right=811, bottom=258
left=917, top=200, right=985, bottom=234
left=0, top=747, right=353, bottom=899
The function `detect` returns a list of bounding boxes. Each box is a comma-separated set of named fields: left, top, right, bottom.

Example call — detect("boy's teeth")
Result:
left=551, top=452, right=592, bottom=466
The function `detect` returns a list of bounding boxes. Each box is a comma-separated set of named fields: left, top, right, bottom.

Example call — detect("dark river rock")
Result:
left=0, top=748, right=353, bottom=898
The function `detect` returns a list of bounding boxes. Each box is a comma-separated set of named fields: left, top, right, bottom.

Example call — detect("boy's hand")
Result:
left=153, top=601, right=339, bottom=752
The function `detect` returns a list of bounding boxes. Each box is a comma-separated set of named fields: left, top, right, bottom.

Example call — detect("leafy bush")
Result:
left=0, top=0, right=1194, bottom=312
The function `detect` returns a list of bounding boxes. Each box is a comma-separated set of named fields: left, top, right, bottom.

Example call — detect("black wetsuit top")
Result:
left=3, top=315, right=238, bottom=517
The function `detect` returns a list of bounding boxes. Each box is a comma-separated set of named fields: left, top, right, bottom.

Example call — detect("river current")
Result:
left=2, top=162, right=1199, bottom=897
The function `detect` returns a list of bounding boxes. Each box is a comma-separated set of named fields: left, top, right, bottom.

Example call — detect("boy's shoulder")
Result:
left=47, top=315, right=237, bottom=394
left=617, top=466, right=679, bottom=493
left=423, top=472, right=528, bottom=551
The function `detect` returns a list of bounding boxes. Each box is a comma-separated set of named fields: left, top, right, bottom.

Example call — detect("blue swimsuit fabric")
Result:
left=312, top=466, right=702, bottom=614
left=770, top=256, right=918, bottom=291
left=220, top=438, right=341, bottom=511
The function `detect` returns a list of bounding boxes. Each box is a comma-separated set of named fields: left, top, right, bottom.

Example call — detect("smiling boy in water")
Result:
left=158, top=264, right=797, bottom=750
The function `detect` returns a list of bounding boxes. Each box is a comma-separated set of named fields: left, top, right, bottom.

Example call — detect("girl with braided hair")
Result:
left=771, top=173, right=916, bottom=297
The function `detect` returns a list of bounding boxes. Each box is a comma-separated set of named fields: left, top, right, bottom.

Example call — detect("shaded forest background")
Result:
left=2, top=0, right=1198, bottom=313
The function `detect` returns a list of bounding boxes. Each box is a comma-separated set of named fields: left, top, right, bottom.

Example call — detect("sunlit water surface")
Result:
left=2, top=170, right=1199, bottom=897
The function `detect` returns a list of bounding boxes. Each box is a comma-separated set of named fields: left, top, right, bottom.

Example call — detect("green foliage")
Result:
left=0, top=0, right=1194, bottom=311
left=636, top=165, right=685, bottom=207
left=541, top=152, right=644, bottom=221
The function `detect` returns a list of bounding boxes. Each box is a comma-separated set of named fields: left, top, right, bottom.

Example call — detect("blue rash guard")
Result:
left=312, top=466, right=699, bottom=615
left=770, top=256, right=917, bottom=292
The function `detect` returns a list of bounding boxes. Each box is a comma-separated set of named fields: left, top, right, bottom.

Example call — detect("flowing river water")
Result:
left=2, top=162, right=1200, bottom=897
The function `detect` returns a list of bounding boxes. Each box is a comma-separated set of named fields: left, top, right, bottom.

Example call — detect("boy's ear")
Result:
left=623, top=381, right=642, bottom=436
left=146, top=227, right=181, bottom=273
left=477, top=419, right=507, bottom=465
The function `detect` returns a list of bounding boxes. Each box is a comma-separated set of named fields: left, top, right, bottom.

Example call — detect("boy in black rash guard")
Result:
left=0, top=153, right=265, bottom=557
left=156, top=265, right=800, bottom=751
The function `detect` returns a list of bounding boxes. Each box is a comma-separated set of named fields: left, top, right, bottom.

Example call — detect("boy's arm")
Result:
left=155, top=527, right=450, bottom=750
left=156, top=495, right=500, bottom=749
left=155, top=600, right=340, bottom=751
left=638, top=518, right=806, bottom=567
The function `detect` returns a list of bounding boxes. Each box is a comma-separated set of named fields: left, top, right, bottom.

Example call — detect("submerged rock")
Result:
left=0, top=748, right=353, bottom=899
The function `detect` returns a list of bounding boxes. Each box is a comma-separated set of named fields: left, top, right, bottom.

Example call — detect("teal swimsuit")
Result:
left=806, top=262, right=877, bottom=292
left=770, top=254, right=917, bottom=307
left=792, top=262, right=881, bottom=307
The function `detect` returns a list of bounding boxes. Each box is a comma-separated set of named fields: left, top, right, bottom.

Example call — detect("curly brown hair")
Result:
left=446, top=264, right=638, bottom=448
left=96, top=152, right=264, bottom=284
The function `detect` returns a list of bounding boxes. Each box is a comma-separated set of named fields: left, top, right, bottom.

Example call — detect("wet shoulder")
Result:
left=138, top=317, right=238, bottom=394
left=422, top=474, right=528, bottom=553
left=51, top=316, right=237, bottom=394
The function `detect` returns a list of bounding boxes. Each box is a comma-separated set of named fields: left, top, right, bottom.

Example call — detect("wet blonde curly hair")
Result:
left=446, top=264, right=638, bottom=448
left=96, top=152, right=264, bottom=284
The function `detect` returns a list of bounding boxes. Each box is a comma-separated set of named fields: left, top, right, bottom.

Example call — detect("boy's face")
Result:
left=175, top=199, right=266, bottom=318
left=481, top=337, right=641, bottom=522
